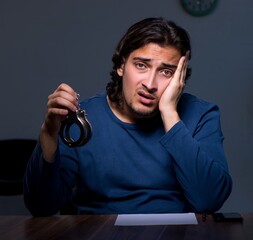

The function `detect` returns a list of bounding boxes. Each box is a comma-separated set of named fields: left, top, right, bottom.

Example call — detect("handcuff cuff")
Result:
left=60, top=94, right=92, bottom=147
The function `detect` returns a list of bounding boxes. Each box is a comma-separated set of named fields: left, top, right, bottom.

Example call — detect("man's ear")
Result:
left=117, top=59, right=125, bottom=76
left=117, top=66, right=123, bottom=76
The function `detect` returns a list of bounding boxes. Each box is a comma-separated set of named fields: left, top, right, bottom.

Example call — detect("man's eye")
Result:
left=135, top=63, right=146, bottom=69
left=162, top=69, right=174, bottom=77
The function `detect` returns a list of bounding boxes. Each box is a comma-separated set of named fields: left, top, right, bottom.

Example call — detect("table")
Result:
left=0, top=213, right=252, bottom=240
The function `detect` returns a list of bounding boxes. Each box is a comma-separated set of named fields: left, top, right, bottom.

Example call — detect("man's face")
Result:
left=117, top=43, right=181, bottom=122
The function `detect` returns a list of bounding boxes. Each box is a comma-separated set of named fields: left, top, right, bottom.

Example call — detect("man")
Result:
left=24, top=17, right=232, bottom=216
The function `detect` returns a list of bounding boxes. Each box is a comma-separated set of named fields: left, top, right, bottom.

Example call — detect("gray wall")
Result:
left=1, top=0, right=252, bottom=214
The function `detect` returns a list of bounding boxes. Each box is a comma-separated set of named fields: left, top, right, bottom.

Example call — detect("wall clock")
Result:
left=180, top=0, right=219, bottom=17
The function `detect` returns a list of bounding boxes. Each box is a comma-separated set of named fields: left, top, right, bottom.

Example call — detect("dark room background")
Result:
left=0, top=0, right=252, bottom=214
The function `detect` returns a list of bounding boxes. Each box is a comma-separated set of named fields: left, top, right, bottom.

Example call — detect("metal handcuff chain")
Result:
left=60, top=95, right=92, bottom=147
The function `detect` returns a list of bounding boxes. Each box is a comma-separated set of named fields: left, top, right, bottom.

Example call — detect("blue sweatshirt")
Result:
left=24, top=92, right=232, bottom=216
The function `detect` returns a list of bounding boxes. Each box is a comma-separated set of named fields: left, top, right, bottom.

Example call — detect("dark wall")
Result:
left=1, top=0, right=253, bottom=213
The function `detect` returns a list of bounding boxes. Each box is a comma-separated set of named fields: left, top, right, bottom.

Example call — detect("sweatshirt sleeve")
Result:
left=23, top=141, right=78, bottom=216
left=159, top=103, right=232, bottom=213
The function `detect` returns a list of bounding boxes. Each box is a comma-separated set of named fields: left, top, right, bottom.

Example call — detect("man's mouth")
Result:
left=137, top=90, right=156, bottom=105
left=137, top=90, right=155, bottom=100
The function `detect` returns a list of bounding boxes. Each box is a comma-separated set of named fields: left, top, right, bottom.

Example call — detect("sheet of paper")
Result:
left=114, top=213, right=198, bottom=226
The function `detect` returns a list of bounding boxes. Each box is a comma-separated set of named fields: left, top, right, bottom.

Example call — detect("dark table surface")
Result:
left=0, top=213, right=252, bottom=240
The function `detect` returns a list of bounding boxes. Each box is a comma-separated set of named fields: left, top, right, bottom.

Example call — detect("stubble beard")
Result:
left=125, top=100, right=159, bottom=119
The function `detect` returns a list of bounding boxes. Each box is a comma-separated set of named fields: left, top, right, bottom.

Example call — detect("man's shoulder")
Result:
left=80, top=92, right=106, bottom=105
left=78, top=92, right=107, bottom=116
left=179, top=93, right=219, bottom=117
left=180, top=93, right=216, bottom=108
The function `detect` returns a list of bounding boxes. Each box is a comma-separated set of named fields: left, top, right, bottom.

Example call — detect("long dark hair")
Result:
left=106, top=17, right=192, bottom=106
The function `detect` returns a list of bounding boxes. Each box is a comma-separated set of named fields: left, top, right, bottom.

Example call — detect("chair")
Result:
left=0, top=139, right=37, bottom=215
left=0, top=139, right=37, bottom=195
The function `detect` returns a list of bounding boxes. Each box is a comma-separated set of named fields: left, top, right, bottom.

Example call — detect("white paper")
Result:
left=114, top=213, right=198, bottom=226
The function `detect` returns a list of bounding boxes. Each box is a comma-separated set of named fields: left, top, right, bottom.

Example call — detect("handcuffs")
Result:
left=60, top=94, right=92, bottom=147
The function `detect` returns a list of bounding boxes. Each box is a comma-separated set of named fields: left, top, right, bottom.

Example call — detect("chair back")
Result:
left=0, top=139, right=37, bottom=195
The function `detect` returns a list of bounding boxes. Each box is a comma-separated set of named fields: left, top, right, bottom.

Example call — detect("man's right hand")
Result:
left=40, top=83, right=79, bottom=162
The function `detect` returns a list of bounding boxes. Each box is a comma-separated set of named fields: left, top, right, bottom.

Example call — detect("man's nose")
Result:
left=141, top=72, right=157, bottom=92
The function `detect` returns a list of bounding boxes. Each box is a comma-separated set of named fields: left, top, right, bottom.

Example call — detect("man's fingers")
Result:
left=180, top=51, right=190, bottom=85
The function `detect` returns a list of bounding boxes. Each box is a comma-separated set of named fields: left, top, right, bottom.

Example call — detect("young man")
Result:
left=24, top=17, right=232, bottom=216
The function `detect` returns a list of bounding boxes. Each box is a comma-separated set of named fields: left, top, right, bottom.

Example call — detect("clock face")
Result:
left=181, top=0, right=219, bottom=17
